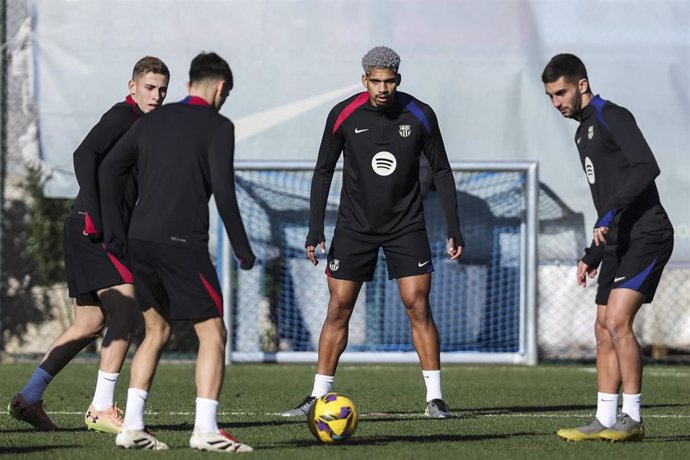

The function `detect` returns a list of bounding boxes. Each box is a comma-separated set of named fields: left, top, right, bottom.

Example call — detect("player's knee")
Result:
left=326, top=298, right=355, bottom=319
left=146, top=320, right=172, bottom=344
left=109, top=310, right=140, bottom=332
left=216, top=325, right=227, bottom=345
left=401, top=293, right=429, bottom=314
left=595, top=331, right=613, bottom=349
left=74, top=318, right=105, bottom=339
left=594, top=320, right=609, bottom=338
left=604, top=316, right=631, bottom=339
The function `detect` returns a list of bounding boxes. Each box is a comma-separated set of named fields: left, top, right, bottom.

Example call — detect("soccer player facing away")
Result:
left=7, top=57, right=169, bottom=433
left=99, top=52, right=255, bottom=452
left=282, top=46, right=463, bottom=419
left=543, top=54, right=673, bottom=442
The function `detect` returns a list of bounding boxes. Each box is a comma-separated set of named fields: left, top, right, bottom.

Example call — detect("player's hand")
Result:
left=576, top=260, right=597, bottom=287
left=593, top=226, right=608, bottom=246
left=239, top=254, right=255, bottom=270
left=307, top=241, right=326, bottom=266
left=447, top=237, right=463, bottom=260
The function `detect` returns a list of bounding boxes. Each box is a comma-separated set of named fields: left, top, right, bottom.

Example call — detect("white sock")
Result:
left=311, top=374, right=334, bottom=397
left=123, top=388, right=148, bottom=431
left=422, top=370, right=442, bottom=402
left=20, top=367, right=54, bottom=405
left=622, top=393, right=642, bottom=422
left=91, top=370, right=119, bottom=411
left=195, top=397, right=220, bottom=434
left=595, top=392, right=619, bottom=427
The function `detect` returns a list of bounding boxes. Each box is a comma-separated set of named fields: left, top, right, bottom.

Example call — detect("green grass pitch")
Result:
left=1, top=362, right=689, bottom=458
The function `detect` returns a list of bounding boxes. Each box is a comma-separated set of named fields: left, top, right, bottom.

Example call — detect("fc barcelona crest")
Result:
left=399, top=124, right=411, bottom=137
left=588, top=125, right=594, bottom=140
left=329, top=259, right=340, bottom=271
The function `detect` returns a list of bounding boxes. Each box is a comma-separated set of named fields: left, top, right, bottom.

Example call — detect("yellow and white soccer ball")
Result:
left=307, top=393, right=358, bottom=443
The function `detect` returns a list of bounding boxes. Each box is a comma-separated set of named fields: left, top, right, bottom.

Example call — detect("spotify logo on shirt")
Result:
left=584, top=156, right=595, bottom=184
left=371, top=151, right=397, bottom=176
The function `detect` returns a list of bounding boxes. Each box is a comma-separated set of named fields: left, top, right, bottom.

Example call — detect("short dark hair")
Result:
left=541, top=53, right=588, bottom=85
left=132, top=56, right=170, bottom=80
left=189, top=52, right=233, bottom=90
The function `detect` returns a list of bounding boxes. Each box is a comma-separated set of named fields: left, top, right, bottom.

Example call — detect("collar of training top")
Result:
left=580, top=94, right=608, bottom=129
left=181, top=95, right=211, bottom=107
left=124, top=95, right=143, bottom=117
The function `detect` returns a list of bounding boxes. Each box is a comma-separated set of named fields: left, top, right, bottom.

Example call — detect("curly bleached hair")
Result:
left=361, top=46, right=401, bottom=75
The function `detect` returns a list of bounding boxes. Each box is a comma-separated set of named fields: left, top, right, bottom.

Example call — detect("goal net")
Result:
left=217, top=162, right=538, bottom=364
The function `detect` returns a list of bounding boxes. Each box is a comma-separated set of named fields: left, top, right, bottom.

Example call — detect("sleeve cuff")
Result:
left=305, top=232, right=325, bottom=248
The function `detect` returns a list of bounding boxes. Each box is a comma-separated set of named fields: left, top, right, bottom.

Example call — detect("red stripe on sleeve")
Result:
left=332, top=93, right=369, bottom=134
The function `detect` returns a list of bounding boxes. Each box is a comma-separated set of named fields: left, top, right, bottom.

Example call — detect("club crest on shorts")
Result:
left=329, top=259, right=340, bottom=271
left=588, top=125, right=594, bottom=140
left=399, top=124, right=411, bottom=137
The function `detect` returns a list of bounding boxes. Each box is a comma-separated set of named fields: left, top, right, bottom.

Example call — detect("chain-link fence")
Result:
left=538, top=263, right=690, bottom=360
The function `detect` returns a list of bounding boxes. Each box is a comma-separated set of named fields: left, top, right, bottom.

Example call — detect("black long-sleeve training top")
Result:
left=306, top=91, right=463, bottom=248
left=99, top=96, right=255, bottom=268
left=71, top=95, right=141, bottom=235
left=576, top=95, right=673, bottom=267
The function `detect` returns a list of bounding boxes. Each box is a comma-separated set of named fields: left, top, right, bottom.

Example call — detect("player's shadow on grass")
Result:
left=647, top=434, right=690, bottom=443
left=0, top=445, right=81, bottom=455
left=149, top=419, right=300, bottom=431
left=0, top=427, right=89, bottom=434
left=465, top=402, right=688, bottom=416
left=261, top=432, right=539, bottom=449
left=363, top=414, right=473, bottom=423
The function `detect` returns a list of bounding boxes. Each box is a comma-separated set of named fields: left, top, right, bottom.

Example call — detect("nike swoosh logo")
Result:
left=614, top=276, right=626, bottom=283
left=354, top=128, right=369, bottom=134
left=234, top=83, right=360, bottom=142
left=418, top=261, right=430, bottom=267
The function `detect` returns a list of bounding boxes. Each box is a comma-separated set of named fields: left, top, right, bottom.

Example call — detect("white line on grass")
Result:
left=578, top=367, right=690, bottom=377
left=340, top=366, right=690, bottom=378
left=4, top=411, right=689, bottom=419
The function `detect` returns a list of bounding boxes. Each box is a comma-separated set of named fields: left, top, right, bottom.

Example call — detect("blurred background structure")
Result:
left=1, top=0, right=688, bottom=362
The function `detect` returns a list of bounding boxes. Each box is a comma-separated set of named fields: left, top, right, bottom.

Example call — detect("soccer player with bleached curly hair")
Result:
left=281, top=45, right=464, bottom=419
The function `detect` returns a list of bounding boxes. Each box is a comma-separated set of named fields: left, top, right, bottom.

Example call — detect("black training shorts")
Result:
left=596, top=230, right=674, bottom=305
left=129, top=239, right=223, bottom=321
left=63, top=216, right=133, bottom=305
left=326, top=229, right=434, bottom=282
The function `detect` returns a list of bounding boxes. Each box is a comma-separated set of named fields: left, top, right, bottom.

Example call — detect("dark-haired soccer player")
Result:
left=281, top=46, right=463, bottom=419
left=8, top=56, right=169, bottom=433
left=100, top=52, right=255, bottom=452
left=543, top=53, right=673, bottom=442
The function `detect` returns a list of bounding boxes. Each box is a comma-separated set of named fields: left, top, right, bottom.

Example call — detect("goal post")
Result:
left=218, top=161, right=538, bottom=365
